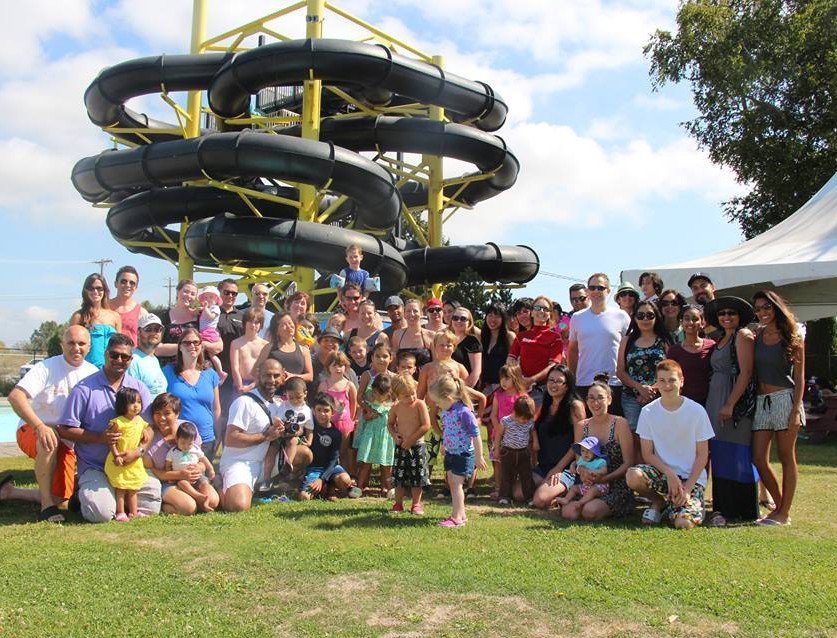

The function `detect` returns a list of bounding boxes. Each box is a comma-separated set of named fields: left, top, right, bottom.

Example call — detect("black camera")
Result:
left=282, top=409, right=305, bottom=434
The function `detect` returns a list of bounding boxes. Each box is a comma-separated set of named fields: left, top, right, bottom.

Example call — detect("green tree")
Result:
left=489, top=286, right=515, bottom=309
left=645, top=0, right=837, bottom=238
left=29, top=321, right=65, bottom=353
left=443, top=268, right=490, bottom=320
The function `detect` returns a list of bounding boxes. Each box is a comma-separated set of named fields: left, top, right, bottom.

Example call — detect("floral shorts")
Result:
left=632, top=464, right=706, bottom=524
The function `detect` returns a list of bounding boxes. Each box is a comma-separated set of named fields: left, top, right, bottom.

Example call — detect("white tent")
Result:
left=622, top=172, right=837, bottom=321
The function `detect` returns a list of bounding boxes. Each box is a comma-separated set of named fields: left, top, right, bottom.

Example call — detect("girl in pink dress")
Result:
left=318, top=351, right=357, bottom=473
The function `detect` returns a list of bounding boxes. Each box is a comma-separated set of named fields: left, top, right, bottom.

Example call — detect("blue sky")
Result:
left=0, top=0, right=746, bottom=345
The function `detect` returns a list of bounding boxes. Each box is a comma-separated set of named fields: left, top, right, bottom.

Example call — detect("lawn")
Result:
left=0, top=440, right=835, bottom=638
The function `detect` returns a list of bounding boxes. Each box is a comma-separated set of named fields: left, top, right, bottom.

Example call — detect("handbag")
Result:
left=728, top=330, right=756, bottom=423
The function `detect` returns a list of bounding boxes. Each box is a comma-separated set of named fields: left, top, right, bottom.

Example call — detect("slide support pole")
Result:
left=178, top=0, right=207, bottom=282
left=298, top=0, right=325, bottom=308
left=425, top=54, right=445, bottom=298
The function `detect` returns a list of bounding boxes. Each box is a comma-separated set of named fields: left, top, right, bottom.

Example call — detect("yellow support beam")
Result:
left=424, top=54, right=445, bottom=298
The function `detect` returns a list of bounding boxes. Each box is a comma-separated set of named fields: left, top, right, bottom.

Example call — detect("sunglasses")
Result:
left=86, top=286, right=104, bottom=292
left=616, top=292, right=634, bottom=299
left=181, top=340, right=202, bottom=347
left=754, top=302, right=773, bottom=312
left=570, top=296, right=587, bottom=303
left=635, top=312, right=656, bottom=321
left=118, top=279, right=137, bottom=287
left=427, top=307, right=442, bottom=313
left=660, top=300, right=681, bottom=307
left=587, top=285, right=607, bottom=291
left=107, top=351, right=132, bottom=362
left=532, top=305, right=550, bottom=312
left=142, top=325, right=163, bottom=333
left=716, top=310, right=739, bottom=317
left=344, top=296, right=361, bottom=302
left=451, top=315, right=468, bottom=322
left=221, top=290, right=238, bottom=296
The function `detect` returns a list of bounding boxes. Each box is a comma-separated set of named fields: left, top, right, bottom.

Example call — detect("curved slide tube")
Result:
left=403, top=244, right=539, bottom=286
left=72, top=131, right=401, bottom=230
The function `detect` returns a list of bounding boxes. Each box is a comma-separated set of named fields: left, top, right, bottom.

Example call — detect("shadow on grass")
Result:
left=276, top=505, right=438, bottom=529
left=797, top=438, right=837, bottom=468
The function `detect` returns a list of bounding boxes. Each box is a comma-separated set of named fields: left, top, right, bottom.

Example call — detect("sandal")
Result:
left=641, top=507, right=662, bottom=525
left=37, top=505, right=65, bottom=524
left=707, top=512, right=727, bottom=527
left=759, top=498, right=777, bottom=512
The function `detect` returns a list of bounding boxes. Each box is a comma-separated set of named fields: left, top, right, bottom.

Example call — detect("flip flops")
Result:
left=756, top=516, right=791, bottom=527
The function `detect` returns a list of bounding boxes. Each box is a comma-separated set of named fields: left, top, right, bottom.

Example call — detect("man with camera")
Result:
left=218, top=359, right=312, bottom=512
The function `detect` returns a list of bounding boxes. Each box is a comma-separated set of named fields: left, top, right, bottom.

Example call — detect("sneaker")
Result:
left=498, top=498, right=510, bottom=505
left=438, top=516, right=466, bottom=528
left=386, top=488, right=396, bottom=499
left=410, top=503, right=425, bottom=516
left=390, top=502, right=404, bottom=513
left=347, top=486, right=363, bottom=499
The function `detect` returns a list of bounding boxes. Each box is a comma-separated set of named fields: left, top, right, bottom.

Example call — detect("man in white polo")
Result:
left=2, top=326, right=98, bottom=522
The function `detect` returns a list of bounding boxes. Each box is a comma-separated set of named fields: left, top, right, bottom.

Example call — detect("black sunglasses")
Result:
left=107, top=351, right=132, bottom=362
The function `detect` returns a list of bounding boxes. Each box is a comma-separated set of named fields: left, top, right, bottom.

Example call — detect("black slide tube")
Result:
left=402, top=244, right=539, bottom=286
left=209, top=39, right=507, bottom=131
left=71, top=131, right=401, bottom=230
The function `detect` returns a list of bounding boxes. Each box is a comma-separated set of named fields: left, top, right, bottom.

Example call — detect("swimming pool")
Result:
left=0, top=404, right=19, bottom=443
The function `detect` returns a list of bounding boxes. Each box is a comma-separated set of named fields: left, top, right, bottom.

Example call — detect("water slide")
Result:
left=72, top=38, right=539, bottom=292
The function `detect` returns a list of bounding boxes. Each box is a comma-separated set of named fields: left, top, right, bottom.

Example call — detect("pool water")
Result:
left=0, top=405, right=19, bottom=443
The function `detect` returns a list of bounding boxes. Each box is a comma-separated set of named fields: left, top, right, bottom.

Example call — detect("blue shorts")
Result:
left=444, top=451, right=474, bottom=478
left=301, top=465, right=347, bottom=492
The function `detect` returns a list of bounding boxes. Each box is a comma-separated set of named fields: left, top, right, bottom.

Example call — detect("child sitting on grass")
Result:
left=429, top=375, right=486, bottom=528
left=626, top=359, right=714, bottom=530
left=165, top=421, right=217, bottom=512
left=496, top=395, right=537, bottom=505
left=298, top=393, right=362, bottom=501
left=387, top=373, right=431, bottom=514
left=554, top=436, right=609, bottom=509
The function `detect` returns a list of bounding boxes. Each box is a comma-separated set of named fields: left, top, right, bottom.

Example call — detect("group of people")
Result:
left=1, top=252, right=805, bottom=529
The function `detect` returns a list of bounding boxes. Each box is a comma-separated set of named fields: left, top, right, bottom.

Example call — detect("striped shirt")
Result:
left=500, top=415, right=534, bottom=450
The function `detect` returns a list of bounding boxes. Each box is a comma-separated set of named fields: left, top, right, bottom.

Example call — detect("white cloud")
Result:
left=442, top=123, right=745, bottom=243
left=632, top=92, right=685, bottom=111
left=25, top=305, right=59, bottom=323
left=0, top=1, right=101, bottom=76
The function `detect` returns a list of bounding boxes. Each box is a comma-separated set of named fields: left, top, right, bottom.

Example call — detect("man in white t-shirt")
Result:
left=567, top=273, right=630, bottom=411
left=127, top=313, right=167, bottom=397
left=219, top=358, right=314, bottom=512
left=627, top=359, right=714, bottom=529
left=2, top=326, right=98, bottom=522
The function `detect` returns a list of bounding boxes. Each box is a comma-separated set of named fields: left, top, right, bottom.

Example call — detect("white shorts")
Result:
left=753, top=388, right=804, bottom=432
left=220, top=460, right=262, bottom=492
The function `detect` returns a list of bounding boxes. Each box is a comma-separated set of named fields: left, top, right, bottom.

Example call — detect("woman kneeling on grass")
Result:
left=143, top=393, right=220, bottom=515
left=559, top=381, right=635, bottom=521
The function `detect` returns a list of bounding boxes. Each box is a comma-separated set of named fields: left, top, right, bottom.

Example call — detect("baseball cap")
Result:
left=138, top=313, right=163, bottom=329
left=425, top=297, right=443, bottom=309
left=385, top=295, right=404, bottom=308
left=318, top=327, right=344, bottom=344
left=687, top=272, right=713, bottom=287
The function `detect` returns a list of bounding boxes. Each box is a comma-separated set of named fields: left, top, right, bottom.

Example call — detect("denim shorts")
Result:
left=444, top=451, right=475, bottom=478
left=302, top=465, right=347, bottom=492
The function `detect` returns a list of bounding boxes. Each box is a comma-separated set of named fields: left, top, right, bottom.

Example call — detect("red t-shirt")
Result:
left=509, top=325, right=564, bottom=378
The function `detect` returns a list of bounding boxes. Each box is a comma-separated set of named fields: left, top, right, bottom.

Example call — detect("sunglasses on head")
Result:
left=107, top=351, right=132, bottom=362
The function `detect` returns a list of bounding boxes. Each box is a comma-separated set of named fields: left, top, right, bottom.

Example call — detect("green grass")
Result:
left=0, top=441, right=835, bottom=637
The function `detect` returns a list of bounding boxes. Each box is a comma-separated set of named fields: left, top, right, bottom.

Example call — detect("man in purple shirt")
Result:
left=58, top=333, right=161, bottom=522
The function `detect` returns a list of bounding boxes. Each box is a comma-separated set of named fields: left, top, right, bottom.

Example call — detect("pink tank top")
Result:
left=496, top=390, right=524, bottom=421
left=326, top=387, right=355, bottom=435
left=118, top=304, right=142, bottom=346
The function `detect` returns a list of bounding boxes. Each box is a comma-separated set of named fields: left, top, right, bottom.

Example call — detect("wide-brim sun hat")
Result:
left=704, top=296, right=755, bottom=327
left=615, top=282, right=639, bottom=300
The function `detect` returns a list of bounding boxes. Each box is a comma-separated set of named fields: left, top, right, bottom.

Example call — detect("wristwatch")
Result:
left=138, top=446, right=146, bottom=455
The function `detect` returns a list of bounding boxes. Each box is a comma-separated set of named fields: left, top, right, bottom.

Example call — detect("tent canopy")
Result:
left=622, top=172, right=837, bottom=321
